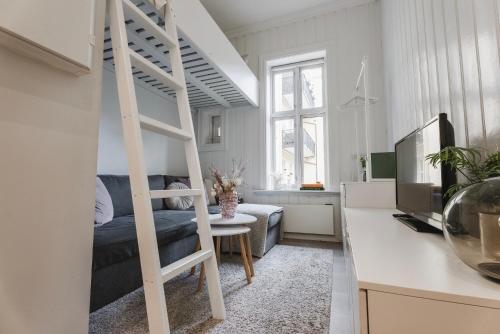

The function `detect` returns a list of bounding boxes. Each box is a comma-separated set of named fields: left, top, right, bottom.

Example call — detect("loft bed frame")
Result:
left=103, top=0, right=259, bottom=110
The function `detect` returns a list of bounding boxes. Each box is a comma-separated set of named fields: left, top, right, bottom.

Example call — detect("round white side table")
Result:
left=191, top=214, right=257, bottom=289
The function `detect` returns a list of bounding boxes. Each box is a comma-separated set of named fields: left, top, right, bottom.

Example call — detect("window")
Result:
left=271, top=58, right=327, bottom=188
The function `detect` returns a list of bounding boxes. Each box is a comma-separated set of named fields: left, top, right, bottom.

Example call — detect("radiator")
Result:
left=282, top=204, right=334, bottom=235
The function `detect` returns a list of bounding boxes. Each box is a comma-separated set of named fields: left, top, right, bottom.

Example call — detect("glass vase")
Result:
left=442, top=177, right=500, bottom=280
left=218, top=191, right=238, bottom=219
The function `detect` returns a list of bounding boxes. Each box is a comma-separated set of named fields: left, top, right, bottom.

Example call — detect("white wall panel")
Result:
left=201, top=2, right=387, bottom=189
left=382, top=0, right=500, bottom=150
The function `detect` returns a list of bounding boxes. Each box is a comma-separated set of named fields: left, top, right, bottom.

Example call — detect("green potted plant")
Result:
left=426, top=147, right=500, bottom=198
left=426, top=147, right=500, bottom=280
left=359, top=155, right=367, bottom=182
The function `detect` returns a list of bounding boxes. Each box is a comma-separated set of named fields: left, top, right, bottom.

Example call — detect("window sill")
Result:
left=253, top=189, right=339, bottom=196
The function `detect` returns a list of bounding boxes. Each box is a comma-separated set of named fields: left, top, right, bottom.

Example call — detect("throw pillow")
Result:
left=164, top=182, right=194, bottom=210
left=95, top=177, right=114, bottom=225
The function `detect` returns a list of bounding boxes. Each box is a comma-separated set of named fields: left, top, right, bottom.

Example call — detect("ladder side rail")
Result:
left=162, top=0, right=226, bottom=320
left=108, top=1, right=170, bottom=333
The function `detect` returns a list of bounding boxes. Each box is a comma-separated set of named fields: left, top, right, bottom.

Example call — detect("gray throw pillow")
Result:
left=164, top=182, right=194, bottom=210
left=95, top=177, right=114, bottom=225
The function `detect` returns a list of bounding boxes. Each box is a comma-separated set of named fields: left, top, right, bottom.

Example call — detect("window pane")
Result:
left=210, top=115, right=222, bottom=144
left=301, top=66, right=323, bottom=109
left=273, top=71, right=294, bottom=112
left=302, top=116, right=325, bottom=184
left=273, top=119, right=295, bottom=187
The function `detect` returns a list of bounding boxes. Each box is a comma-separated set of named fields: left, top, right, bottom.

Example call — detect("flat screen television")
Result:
left=395, top=113, right=456, bottom=231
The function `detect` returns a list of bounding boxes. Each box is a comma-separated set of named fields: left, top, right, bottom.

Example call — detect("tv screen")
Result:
left=395, top=114, right=455, bottom=230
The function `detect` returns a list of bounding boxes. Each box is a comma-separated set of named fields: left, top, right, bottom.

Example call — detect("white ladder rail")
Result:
left=139, top=114, right=192, bottom=141
left=161, top=0, right=226, bottom=319
left=108, top=0, right=225, bottom=333
left=122, top=0, right=177, bottom=49
left=108, top=1, right=170, bottom=333
left=161, top=250, right=213, bottom=283
left=150, top=189, right=203, bottom=199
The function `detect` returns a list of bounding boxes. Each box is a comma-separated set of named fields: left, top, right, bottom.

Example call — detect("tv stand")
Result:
left=392, top=213, right=442, bottom=233
left=341, top=207, right=500, bottom=334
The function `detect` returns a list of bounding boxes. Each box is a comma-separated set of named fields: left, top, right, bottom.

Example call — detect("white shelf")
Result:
left=103, top=0, right=259, bottom=109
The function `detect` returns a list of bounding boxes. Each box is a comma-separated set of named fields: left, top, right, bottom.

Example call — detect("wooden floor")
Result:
left=280, top=239, right=348, bottom=334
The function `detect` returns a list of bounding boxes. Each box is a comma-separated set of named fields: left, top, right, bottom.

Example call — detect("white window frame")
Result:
left=270, top=58, right=327, bottom=187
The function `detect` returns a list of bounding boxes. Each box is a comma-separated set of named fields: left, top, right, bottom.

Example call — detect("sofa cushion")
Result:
left=99, top=175, right=166, bottom=217
left=149, top=175, right=166, bottom=211
left=99, top=175, right=133, bottom=217
left=165, top=175, right=191, bottom=188
left=92, top=209, right=199, bottom=271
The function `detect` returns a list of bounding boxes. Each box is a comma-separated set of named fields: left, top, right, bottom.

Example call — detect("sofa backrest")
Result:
left=98, top=175, right=167, bottom=217
left=165, top=175, right=191, bottom=188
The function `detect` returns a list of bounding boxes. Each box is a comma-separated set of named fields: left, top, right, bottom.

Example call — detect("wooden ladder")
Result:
left=107, top=0, right=226, bottom=333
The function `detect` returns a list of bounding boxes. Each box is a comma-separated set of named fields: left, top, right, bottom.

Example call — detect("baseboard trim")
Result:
left=283, top=232, right=340, bottom=243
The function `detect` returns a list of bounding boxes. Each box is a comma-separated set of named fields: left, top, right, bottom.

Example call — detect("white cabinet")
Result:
left=342, top=206, right=500, bottom=334
left=368, top=291, right=500, bottom=334
left=343, top=228, right=368, bottom=334
left=0, top=0, right=96, bottom=75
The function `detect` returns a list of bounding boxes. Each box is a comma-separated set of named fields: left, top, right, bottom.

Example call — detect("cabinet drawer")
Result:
left=368, top=291, right=500, bottom=334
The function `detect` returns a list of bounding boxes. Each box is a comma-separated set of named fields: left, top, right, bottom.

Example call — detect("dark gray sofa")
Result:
left=90, top=175, right=282, bottom=311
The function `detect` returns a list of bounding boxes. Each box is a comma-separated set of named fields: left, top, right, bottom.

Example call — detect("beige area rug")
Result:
left=89, top=243, right=333, bottom=334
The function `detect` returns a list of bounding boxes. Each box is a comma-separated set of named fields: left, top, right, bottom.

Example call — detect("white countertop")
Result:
left=344, top=208, right=500, bottom=309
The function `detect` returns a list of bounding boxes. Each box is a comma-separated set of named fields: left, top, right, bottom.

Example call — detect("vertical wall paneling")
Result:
left=443, top=0, right=468, bottom=146
left=475, top=0, right=500, bottom=151
left=408, top=0, right=423, bottom=130
left=433, top=0, right=452, bottom=118
left=424, top=0, right=440, bottom=117
left=199, top=2, right=386, bottom=238
left=416, top=0, right=432, bottom=122
left=457, top=0, right=485, bottom=148
left=383, top=0, right=499, bottom=150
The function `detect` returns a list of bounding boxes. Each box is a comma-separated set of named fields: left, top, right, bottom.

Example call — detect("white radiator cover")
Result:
left=282, top=204, right=335, bottom=235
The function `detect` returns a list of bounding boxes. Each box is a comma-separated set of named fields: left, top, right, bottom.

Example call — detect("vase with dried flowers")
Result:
left=210, top=160, right=245, bottom=219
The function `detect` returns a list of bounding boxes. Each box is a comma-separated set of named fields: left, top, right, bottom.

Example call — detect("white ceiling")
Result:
left=199, top=0, right=345, bottom=32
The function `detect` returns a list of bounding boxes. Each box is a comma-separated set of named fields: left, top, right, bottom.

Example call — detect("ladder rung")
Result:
left=139, top=114, right=192, bottom=141
left=161, top=250, right=213, bottom=283
left=150, top=189, right=203, bottom=199
left=129, top=49, right=184, bottom=91
left=122, top=0, right=177, bottom=50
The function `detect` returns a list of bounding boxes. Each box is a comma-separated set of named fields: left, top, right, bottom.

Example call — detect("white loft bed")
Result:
left=103, top=0, right=259, bottom=109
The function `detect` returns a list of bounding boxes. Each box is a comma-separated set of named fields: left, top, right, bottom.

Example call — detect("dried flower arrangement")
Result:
left=209, top=159, right=245, bottom=196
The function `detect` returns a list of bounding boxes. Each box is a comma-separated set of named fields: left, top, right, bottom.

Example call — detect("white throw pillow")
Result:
left=95, top=177, right=114, bottom=225
left=164, top=182, right=194, bottom=210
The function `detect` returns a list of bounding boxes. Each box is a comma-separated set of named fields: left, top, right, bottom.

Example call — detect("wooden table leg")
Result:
left=245, top=233, right=254, bottom=277
left=239, top=234, right=252, bottom=284
left=190, top=238, right=201, bottom=276
left=216, top=236, right=221, bottom=265
left=197, top=262, right=205, bottom=292
left=229, top=235, right=233, bottom=256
